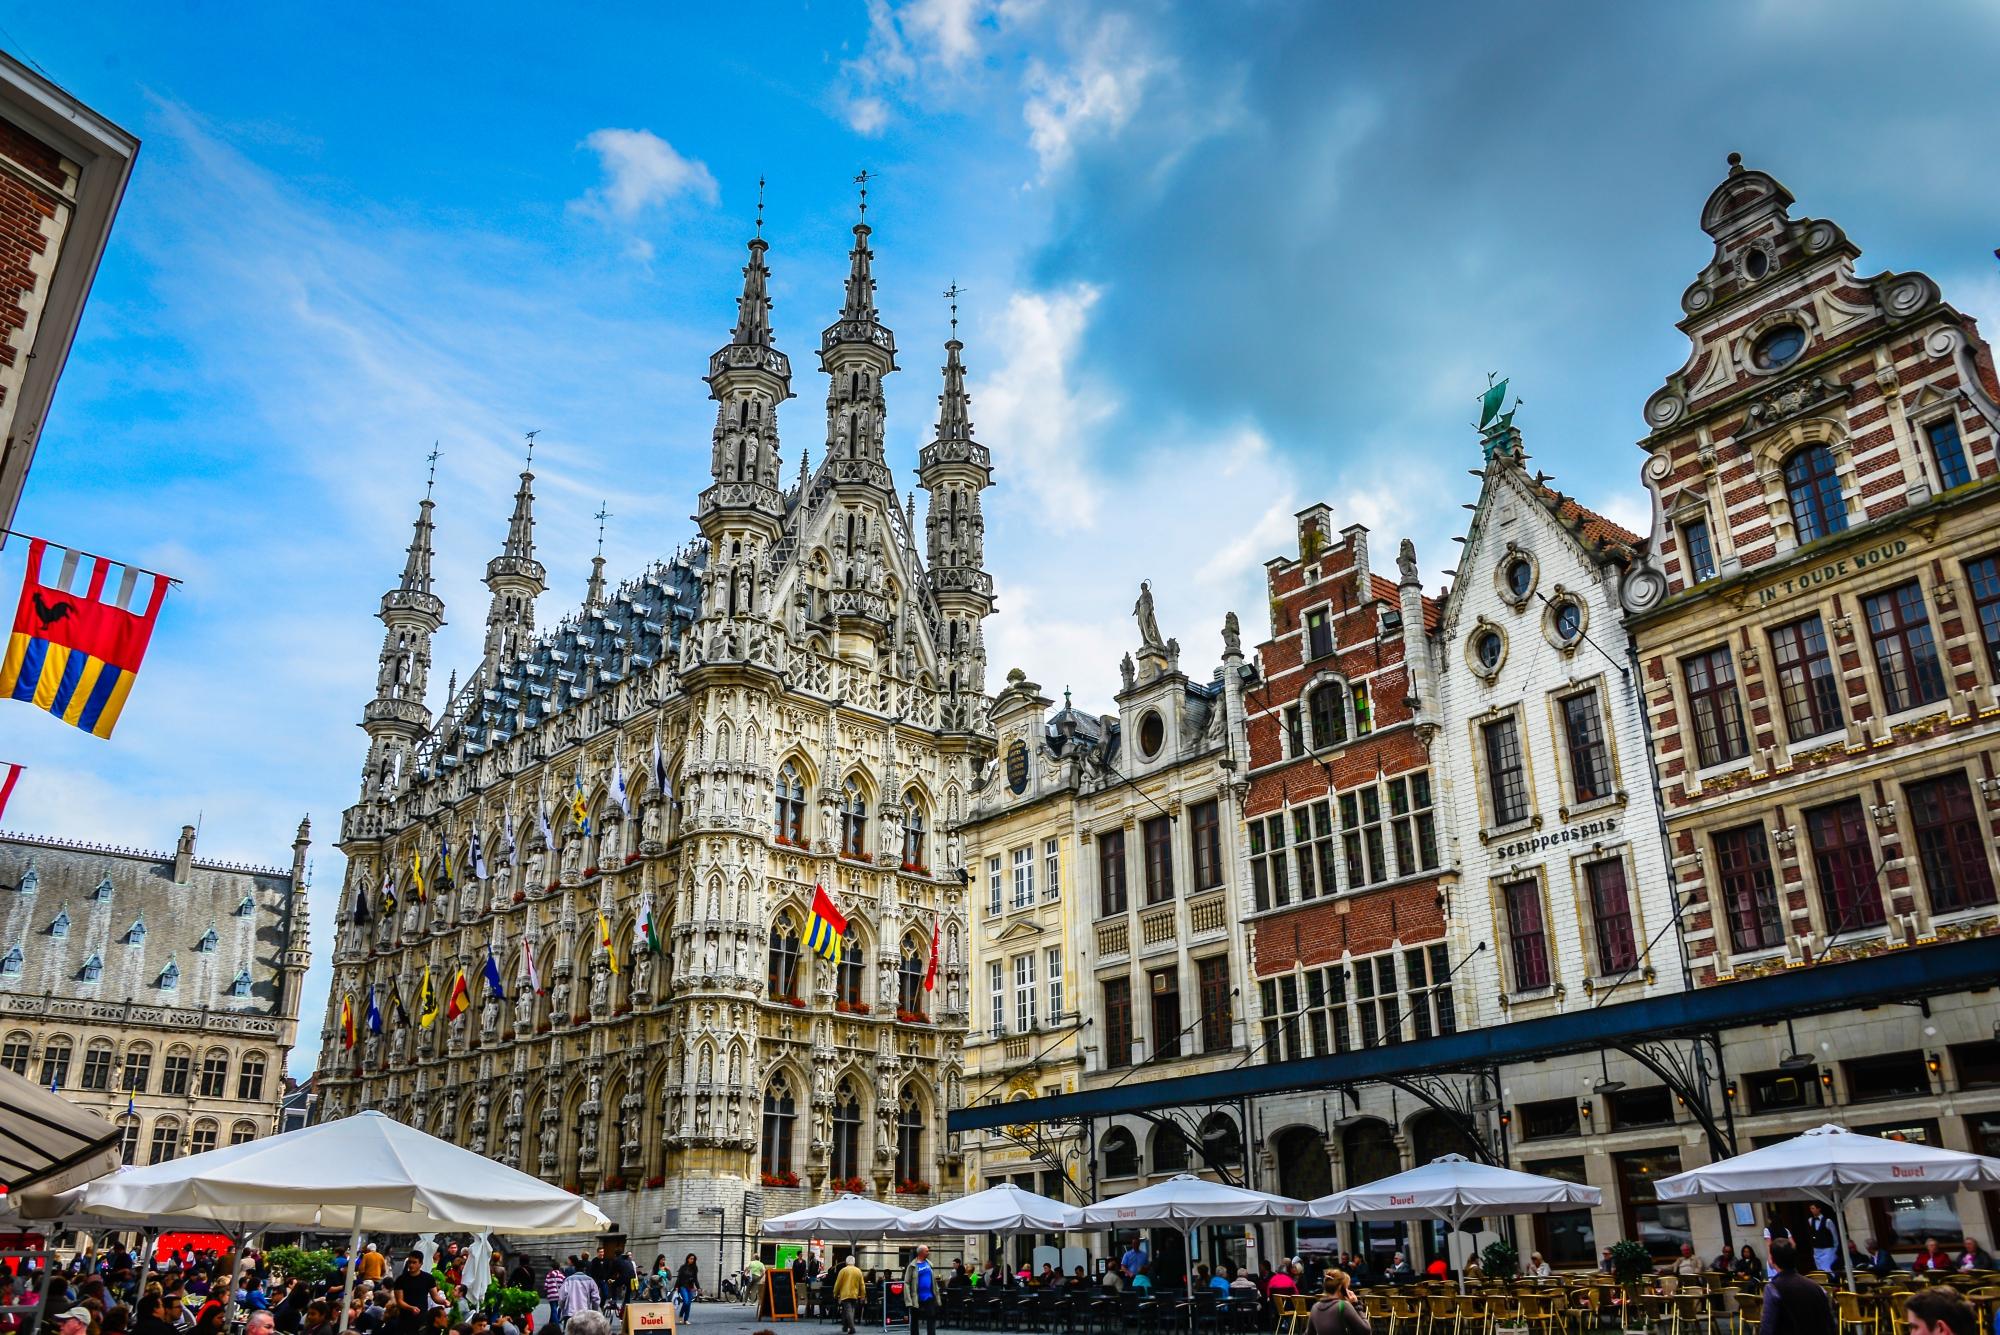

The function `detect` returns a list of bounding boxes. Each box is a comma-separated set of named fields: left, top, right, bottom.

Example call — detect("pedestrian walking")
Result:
left=834, top=1255, right=865, bottom=1335
left=1758, top=1241, right=1833, bottom=1335
left=902, top=1246, right=939, bottom=1335
left=673, top=1255, right=699, bottom=1324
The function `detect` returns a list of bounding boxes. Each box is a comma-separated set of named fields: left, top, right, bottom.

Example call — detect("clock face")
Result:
left=1006, top=739, right=1030, bottom=794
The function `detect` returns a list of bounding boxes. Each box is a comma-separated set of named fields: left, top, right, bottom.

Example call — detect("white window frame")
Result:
left=987, top=855, right=1003, bottom=916
left=1011, top=846, right=1035, bottom=909
left=1012, top=952, right=1036, bottom=1033
left=1044, top=838, right=1061, bottom=901
left=1046, top=946, right=1064, bottom=1020
left=987, top=960, right=1004, bottom=1037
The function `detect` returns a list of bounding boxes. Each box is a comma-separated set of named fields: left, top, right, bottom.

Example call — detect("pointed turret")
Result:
left=361, top=488, right=447, bottom=797
left=584, top=553, right=607, bottom=611
left=919, top=319, right=996, bottom=731
left=817, top=187, right=897, bottom=489
left=482, top=464, right=547, bottom=667
left=700, top=217, right=792, bottom=549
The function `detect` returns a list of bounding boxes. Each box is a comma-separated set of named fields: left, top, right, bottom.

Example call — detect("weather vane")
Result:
left=855, top=169, right=872, bottom=219
left=943, top=281, right=963, bottom=337
left=594, top=502, right=612, bottom=558
left=424, top=443, right=441, bottom=499
left=755, top=175, right=766, bottom=239
left=524, top=429, right=540, bottom=471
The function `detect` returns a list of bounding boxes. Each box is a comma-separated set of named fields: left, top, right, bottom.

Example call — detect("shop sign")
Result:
left=1756, top=537, right=1910, bottom=606
left=1493, top=815, right=1619, bottom=862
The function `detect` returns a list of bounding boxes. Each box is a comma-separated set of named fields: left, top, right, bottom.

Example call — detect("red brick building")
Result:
left=1242, top=503, right=1450, bottom=1059
left=0, top=51, right=137, bottom=533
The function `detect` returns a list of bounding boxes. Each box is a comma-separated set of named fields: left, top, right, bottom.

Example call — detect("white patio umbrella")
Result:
left=1311, top=1154, right=1602, bottom=1291
left=892, top=1182, right=1078, bottom=1235
left=0, top=1065, right=121, bottom=1199
left=1655, top=1123, right=2000, bottom=1288
left=1071, top=1173, right=1308, bottom=1298
left=763, top=1192, right=912, bottom=1239
left=74, top=1109, right=610, bottom=1335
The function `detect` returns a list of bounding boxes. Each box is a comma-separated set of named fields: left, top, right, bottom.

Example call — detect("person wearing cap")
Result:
left=53, top=1309, right=92, bottom=1335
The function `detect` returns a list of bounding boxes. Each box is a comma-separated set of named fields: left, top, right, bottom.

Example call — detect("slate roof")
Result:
left=0, top=831, right=296, bottom=1014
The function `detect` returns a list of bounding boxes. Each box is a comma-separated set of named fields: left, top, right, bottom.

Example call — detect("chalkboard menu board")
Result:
left=761, top=1269, right=798, bottom=1322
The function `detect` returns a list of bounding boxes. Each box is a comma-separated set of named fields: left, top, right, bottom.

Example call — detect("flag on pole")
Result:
left=417, top=965, right=439, bottom=1028
left=502, top=808, right=518, bottom=866
left=411, top=845, right=427, bottom=902
left=482, top=950, right=506, bottom=1000
left=0, top=762, right=20, bottom=824
left=599, top=911, right=618, bottom=975
left=806, top=882, right=848, bottom=965
left=445, top=967, right=471, bottom=1022
left=570, top=773, right=591, bottom=836
left=366, top=984, right=383, bottom=1035
left=651, top=724, right=669, bottom=794
left=438, top=830, right=455, bottom=892
left=351, top=876, right=371, bottom=926
left=924, top=913, right=940, bottom=992
left=537, top=791, right=554, bottom=848
left=390, top=984, right=410, bottom=1028
left=0, top=537, right=171, bottom=739
left=340, top=994, right=356, bottom=1049
left=469, top=830, right=489, bottom=882
left=638, top=890, right=662, bottom=956
left=380, top=869, right=397, bottom=917
left=522, top=936, right=542, bottom=996
left=610, top=755, right=630, bottom=818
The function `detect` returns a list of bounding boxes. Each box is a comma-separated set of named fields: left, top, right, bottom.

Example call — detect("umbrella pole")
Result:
left=335, top=1207, right=364, bottom=1335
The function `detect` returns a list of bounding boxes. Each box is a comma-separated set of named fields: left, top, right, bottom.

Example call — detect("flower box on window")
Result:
left=602, top=1173, right=625, bottom=1190
left=512, top=891, right=527, bottom=904
left=782, top=995, right=806, bottom=1008
left=645, top=1175, right=664, bottom=1189
left=834, top=1000, right=872, bottom=1016
left=760, top=1170, right=801, bottom=1188
left=583, top=865, right=599, bottom=879
left=895, top=1179, right=931, bottom=1196
left=838, top=1176, right=868, bottom=1194
left=900, top=862, right=928, bottom=874
left=895, top=1008, right=929, bottom=1025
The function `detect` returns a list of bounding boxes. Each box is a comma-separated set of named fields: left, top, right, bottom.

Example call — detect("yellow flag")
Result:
left=418, top=964, right=438, bottom=1028
left=599, top=911, right=618, bottom=976
left=411, top=845, right=427, bottom=902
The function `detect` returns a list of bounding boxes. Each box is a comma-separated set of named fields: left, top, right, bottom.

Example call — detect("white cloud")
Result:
left=572, top=128, right=719, bottom=223
left=966, top=283, right=1112, bottom=528
left=1021, top=14, right=1163, bottom=178
left=902, top=0, right=987, bottom=68
left=838, top=0, right=995, bottom=133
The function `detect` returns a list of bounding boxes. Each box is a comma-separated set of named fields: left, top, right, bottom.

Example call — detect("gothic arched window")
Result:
left=775, top=762, right=806, bottom=845
left=1783, top=444, right=1847, bottom=546
left=902, top=796, right=927, bottom=870
left=830, top=1081, right=861, bottom=1186
left=767, top=918, right=801, bottom=1002
left=1152, top=1123, right=1190, bottom=1173
left=837, top=931, right=866, bottom=1009
left=761, top=1076, right=796, bottom=1181
left=898, top=937, right=926, bottom=1017
left=895, top=1086, right=924, bottom=1188
left=841, top=779, right=869, bottom=859
left=80, top=1041, right=113, bottom=1091
left=39, top=1037, right=71, bottom=1091
left=1307, top=681, right=1347, bottom=750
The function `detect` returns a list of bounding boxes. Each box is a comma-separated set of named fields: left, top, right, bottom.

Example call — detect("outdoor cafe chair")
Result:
left=1423, top=1293, right=1459, bottom=1335
left=1383, top=1293, right=1421, bottom=1335
left=1833, top=1290, right=1876, bottom=1335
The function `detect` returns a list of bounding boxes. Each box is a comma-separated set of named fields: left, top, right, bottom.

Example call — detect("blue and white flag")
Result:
left=481, top=950, right=506, bottom=1001
left=469, top=830, right=489, bottom=882
left=610, top=756, right=630, bottom=818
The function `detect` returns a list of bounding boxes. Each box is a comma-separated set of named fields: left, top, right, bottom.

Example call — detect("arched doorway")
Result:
left=1408, top=1111, right=1481, bottom=1269
left=1273, top=1126, right=1335, bottom=1260
left=1342, top=1119, right=1405, bottom=1273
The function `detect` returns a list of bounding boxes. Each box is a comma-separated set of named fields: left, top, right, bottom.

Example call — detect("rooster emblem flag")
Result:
left=0, top=537, right=171, bottom=738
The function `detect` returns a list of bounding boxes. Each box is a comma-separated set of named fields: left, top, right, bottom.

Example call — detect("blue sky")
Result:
left=4, top=0, right=1997, bottom=1072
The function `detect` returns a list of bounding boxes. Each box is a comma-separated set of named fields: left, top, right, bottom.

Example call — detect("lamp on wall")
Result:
left=1593, top=1049, right=1625, bottom=1095
left=1926, top=1052, right=1941, bottom=1076
left=1724, top=1081, right=1738, bottom=1102
left=1579, top=1099, right=1593, bottom=1121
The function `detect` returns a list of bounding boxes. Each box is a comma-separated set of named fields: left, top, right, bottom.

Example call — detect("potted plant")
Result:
left=1608, top=1239, right=1653, bottom=1329
left=487, top=1287, right=537, bottom=1323
left=1480, top=1239, right=1519, bottom=1282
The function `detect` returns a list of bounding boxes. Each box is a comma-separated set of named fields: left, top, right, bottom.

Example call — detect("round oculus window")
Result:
left=1744, top=247, right=1770, bottom=280
left=1504, top=558, right=1534, bottom=600
left=1553, top=601, right=1583, bottom=644
left=1138, top=710, right=1165, bottom=758
left=1752, top=323, right=1806, bottom=370
left=1473, top=629, right=1504, bottom=671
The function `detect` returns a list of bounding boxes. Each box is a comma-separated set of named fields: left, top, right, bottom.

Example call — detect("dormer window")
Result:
left=195, top=928, right=218, bottom=953
left=0, top=946, right=20, bottom=976
left=228, top=969, right=251, bottom=998
left=235, top=895, right=255, bottom=917
left=79, top=955, right=102, bottom=983
left=48, top=909, right=69, bottom=939
left=158, top=960, right=179, bottom=990
left=125, top=919, right=147, bottom=946
left=90, top=877, right=113, bottom=901
left=17, top=866, right=36, bottom=896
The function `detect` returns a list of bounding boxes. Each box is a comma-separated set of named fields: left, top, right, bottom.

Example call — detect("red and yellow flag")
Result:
left=445, top=967, right=471, bottom=1022
left=0, top=538, right=170, bottom=739
left=340, top=994, right=356, bottom=1050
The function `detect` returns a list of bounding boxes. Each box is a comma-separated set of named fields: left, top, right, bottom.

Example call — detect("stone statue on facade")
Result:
left=1134, top=581, right=1164, bottom=650
left=550, top=971, right=572, bottom=1025
left=631, top=943, right=655, bottom=1003
left=1119, top=653, right=1135, bottom=691
left=1222, top=610, right=1241, bottom=657
left=589, top=961, right=611, bottom=1015
left=1397, top=537, right=1419, bottom=584
left=513, top=977, right=534, bottom=1031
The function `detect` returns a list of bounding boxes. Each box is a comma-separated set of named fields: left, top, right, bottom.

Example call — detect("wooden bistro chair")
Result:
left=1833, top=1290, right=1876, bottom=1335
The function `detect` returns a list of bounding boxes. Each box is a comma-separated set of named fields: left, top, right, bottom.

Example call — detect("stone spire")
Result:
left=483, top=445, right=548, bottom=668
left=818, top=180, right=897, bottom=487
left=584, top=501, right=610, bottom=611
left=700, top=211, right=792, bottom=547
left=361, top=486, right=447, bottom=797
left=919, top=304, right=996, bottom=729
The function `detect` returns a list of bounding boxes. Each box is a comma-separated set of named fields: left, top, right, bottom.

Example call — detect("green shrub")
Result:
left=1608, top=1239, right=1653, bottom=1285
left=488, top=1287, right=539, bottom=1319
left=1480, top=1238, right=1519, bottom=1281
left=268, top=1245, right=337, bottom=1287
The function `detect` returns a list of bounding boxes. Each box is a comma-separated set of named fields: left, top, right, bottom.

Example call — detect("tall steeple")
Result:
left=919, top=286, right=995, bottom=732
left=483, top=437, right=547, bottom=667
left=361, top=476, right=447, bottom=797
left=583, top=501, right=610, bottom=611
left=700, top=186, right=791, bottom=556
left=818, top=172, right=897, bottom=491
